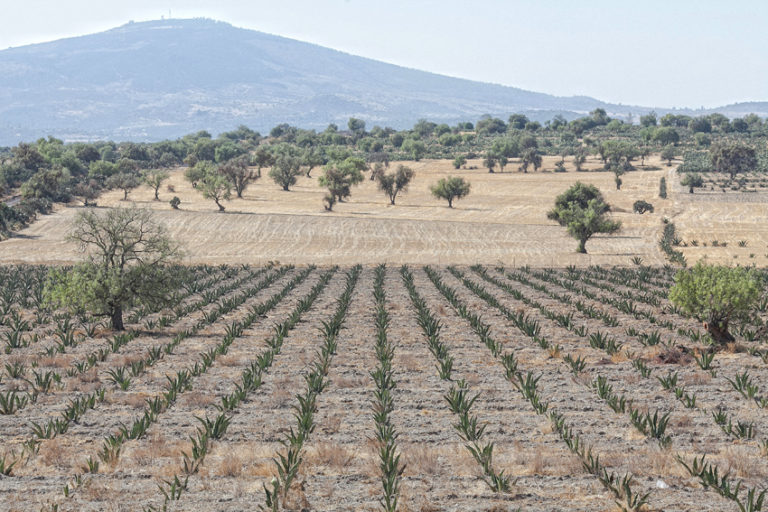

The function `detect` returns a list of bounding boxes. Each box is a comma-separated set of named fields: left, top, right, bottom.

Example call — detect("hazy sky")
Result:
left=1, top=1, right=766, bottom=109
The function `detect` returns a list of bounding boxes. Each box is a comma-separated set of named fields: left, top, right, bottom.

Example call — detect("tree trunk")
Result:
left=577, top=238, right=587, bottom=253
left=123, top=190, right=128, bottom=200
left=705, top=320, right=735, bottom=344
left=215, top=199, right=225, bottom=212
left=282, top=184, right=290, bottom=191
left=111, top=304, right=124, bottom=331
left=448, top=198, right=453, bottom=208
left=154, top=189, right=160, bottom=200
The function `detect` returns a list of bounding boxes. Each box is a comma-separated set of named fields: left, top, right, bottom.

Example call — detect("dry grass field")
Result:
left=1, top=263, right=767, bottom=511
left=2, top=154, right=767, bottom=266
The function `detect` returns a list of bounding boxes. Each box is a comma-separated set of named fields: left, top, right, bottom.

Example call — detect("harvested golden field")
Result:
left=2, top=155, right=766, bottom=266
left=1, top=263, right=767, bottom=511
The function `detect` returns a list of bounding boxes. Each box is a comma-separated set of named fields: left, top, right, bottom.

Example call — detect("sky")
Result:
left=1, top=0, right=766, bottom=109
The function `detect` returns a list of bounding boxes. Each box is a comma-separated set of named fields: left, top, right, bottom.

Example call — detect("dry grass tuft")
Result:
left=308, top=442, right=356, bottom=471
left=403, top=444, right=440, bottom=476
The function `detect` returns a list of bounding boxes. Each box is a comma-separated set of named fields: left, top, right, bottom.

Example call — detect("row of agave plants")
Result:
left=438, top=265, right=767, bottom=511
left=261, top=266, right=360, bottom=511
left=31, top=265, right=317, bottom=511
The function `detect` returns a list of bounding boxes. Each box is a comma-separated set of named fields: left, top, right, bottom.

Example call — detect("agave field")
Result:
left=1, top=263, right=768, bottom=511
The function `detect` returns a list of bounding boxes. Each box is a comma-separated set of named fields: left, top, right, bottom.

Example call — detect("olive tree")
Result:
left=669, top=262, right=762, bottom=343
left=141, top=168, right=170, bottom=200
left=377, top=165, right=414, bottom=205
left=219, top=156, right=257, bottom=198
left=681, top=173, right=703, bottom=194
left=106, top=172, right=140, bottom=200
left=710, top=143, right=757, bottom=180
left=44, top=207, right=182, bottom=330
left=269, top=154, right=303, bottom=191
left=319, top=157, right=367, bottom=209
left=431, top=176, right=470, bottom=208
left=547, top=182, right=621, bottom=253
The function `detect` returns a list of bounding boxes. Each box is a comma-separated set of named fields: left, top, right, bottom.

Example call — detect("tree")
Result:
left=660, top=145, right=677, bottom=166
left=640, top=111, right=657, bottom=127
left=681, top=173, right=703, bottom=194
left=303, top=147, right=325, bottom=178
left=453, top=155, right=467, bottom=169
left=547, top=182, right=621, bottom=253
left=44, top=207, right=182, bottom=330
left=476, top=117, right=507, bottom=135
left=483, top=152, right=498, bottom=173
left=632, top=200, right=654, bottom=214
left=669, top=263, right=762, bottom=343
left=142, top=168, right=170, bottom=201
left=431, top=176, right=470, bottom=208
left=269, top=154, right=303, bottom=191
left=319, top=157, right=367, bottom=204
left=402, top=139, right=426, bottom=161
left=219, top=156, right=256, bottom=198
left=348, top=117, right=366, bottom=139
left=652, top=127, right=680, bottom=146
left=519, top=148, right=542, bottom=173
left=508, top=114, right=529, bottom=130
left=710, top=143, right=757, bottom=180
left=73, top=179, right=101, bottom=206
left=377, top=165, right=414, bottom=205
left=187, top=161, right=231, bottom=211
left=573, top=149, right=587, bottom=172
left=200, top=172, right=232, bottom=211
left=106, top=172, right=140, bottom=200
left=252, top=147, right=275, bottom=178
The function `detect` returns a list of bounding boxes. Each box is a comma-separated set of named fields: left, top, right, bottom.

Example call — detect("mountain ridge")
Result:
left=0, top=18, right=764, bottom=145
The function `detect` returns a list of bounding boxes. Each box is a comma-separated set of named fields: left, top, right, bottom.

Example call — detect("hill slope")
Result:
left=0, top=18, right=765, bottom=144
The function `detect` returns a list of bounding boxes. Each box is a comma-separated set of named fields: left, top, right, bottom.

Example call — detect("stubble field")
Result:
left=2, top=155, right=768, bottom=267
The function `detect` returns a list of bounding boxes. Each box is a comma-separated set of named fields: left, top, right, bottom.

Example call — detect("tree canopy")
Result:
left=669, top=263, right=762, bottom=343
left=547, top=182, right=621, bottom=253
left=431, top=176, right=470, bottom=208
left=45, top=207, right=182, bottom=330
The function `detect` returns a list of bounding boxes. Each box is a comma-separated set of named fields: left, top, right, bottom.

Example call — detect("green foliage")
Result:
left=401, top=139, right=426, bottom=161
left=669, top=263, right=762, bottom=343
left=660, top=145, right=677, bottom=166
left=376, top=165, right=414, bottom=205
left=106, top=172, right=140, bottom=200
left=710, top=143, right=758, bottom=179
left=268, top=153, right=302, bottom=192
left=547, top=182, right=620, bottom=253
left=218, top=156, right=256, bottom=198
left=652, top=127, right=680, bottom=146
left=430, top=176, right=470, bottom=208
left=659, top=177, right=667, bottom=199
left=44, top=207, right=182, bottom=330
left=196, top=167, right=232, bottom=211
left=318, top=156, right=367, bottom=209
left=681, top=173, right=703, bottom=193
left=632, top=200, right=654, bottom=214
left=452, top=155, right=467, bottom=169
left=141, top=169, right=170, bottom=201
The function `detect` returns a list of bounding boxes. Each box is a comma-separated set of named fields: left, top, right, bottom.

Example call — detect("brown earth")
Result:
left=1, top=264, right=766, bottom=511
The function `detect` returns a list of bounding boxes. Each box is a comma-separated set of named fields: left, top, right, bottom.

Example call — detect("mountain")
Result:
left=0, top=18, right=765, bottom=145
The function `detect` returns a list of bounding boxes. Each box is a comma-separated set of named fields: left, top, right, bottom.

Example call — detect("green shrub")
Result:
left=669, top=263, right=762, bottom=343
